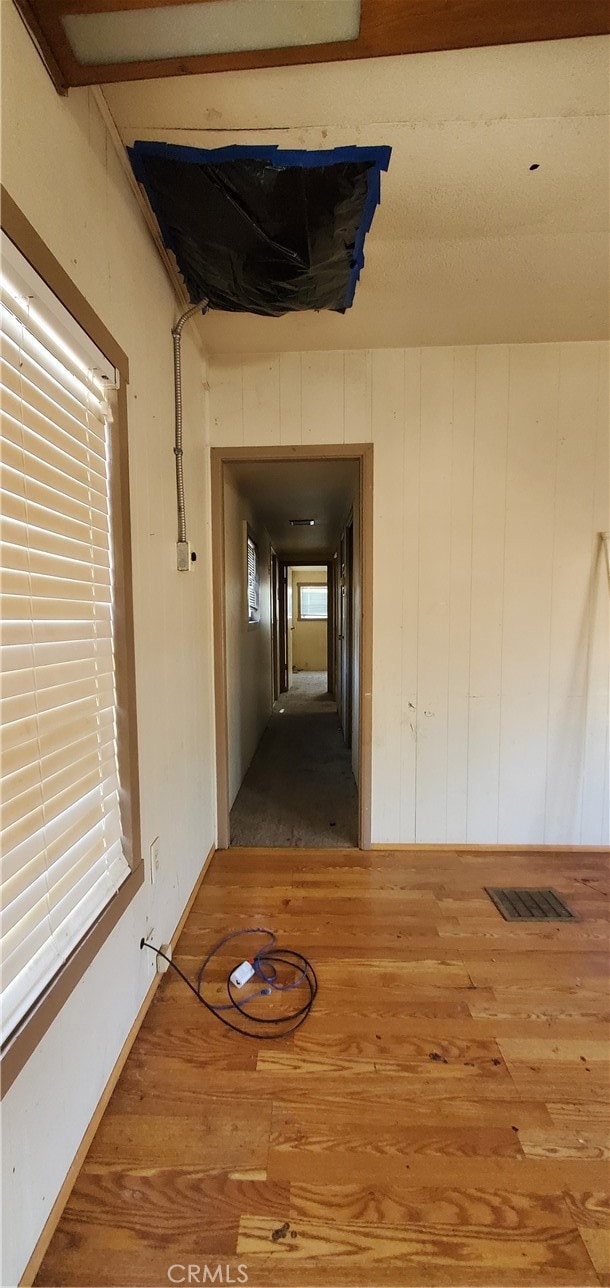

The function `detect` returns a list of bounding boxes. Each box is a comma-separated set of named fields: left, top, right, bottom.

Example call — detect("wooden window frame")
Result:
left=298, top=582, right=328, bottom=622
left=0, top=188, right=143, bottom=1098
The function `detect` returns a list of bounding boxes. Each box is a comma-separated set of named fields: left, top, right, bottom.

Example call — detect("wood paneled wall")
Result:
left=209, top=344, right=609, bottom=846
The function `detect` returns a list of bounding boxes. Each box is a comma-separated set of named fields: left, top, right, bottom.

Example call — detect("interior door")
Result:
left=278, top=561, right=289, bottom=693
left=334, top=549, right=342, bottom=718
left=326, top=558, right=335, bottom=696
left=337, top=519, right=353, bottom=746
left=270, top=549, right=279, bottom=701
left=339, top=520, right=350, bottom=747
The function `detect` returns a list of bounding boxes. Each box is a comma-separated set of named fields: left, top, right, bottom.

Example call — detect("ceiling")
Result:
left=102, top=34, right=609, bottom=352
left=228, top=459, right=358, bottom=558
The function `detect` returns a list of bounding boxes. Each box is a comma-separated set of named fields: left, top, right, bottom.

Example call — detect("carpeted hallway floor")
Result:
left=229, top=671, right=359, bottom=846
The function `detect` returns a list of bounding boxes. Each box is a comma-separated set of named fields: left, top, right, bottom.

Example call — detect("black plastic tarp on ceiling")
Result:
left=129, top=142, right=391, bottom=317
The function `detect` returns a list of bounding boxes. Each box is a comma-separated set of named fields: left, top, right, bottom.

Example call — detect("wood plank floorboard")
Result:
left=35, top=848, right=609, bottom=1288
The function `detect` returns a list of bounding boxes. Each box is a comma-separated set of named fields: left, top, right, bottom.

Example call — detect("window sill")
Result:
left=0, top=858, right=144, bottom=1098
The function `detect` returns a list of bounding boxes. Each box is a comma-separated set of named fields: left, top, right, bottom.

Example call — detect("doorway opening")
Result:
left=287, top=565, right=329, bottom=695
left=211, top=446, right=373, bottom=849
left=232, top=559, right=357, bottom=846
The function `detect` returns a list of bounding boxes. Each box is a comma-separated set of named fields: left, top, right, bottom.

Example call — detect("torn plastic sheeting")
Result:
left=128, top=142, right=391, bottom=316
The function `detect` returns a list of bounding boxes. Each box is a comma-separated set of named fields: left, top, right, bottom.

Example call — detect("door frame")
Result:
left=270, top=547, right=280, bottom=701
left=210, top=443, right=374, bottom=850
left=280, top=557, right=331, bottom=693
left=326, top=556, right=335, bottom=696
left=278, top=559, right=289, bottom=693
left=337, top=515, right=354, bottom=747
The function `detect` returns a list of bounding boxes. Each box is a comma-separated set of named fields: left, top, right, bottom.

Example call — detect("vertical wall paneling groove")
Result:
left=581, top=344, right=610, bottom=841
left=446, top=347, right=476, bottom=841
left=302, top=352, right=345, bottom=443
left=344, top=350, right=372, bottom=442
left=208, top=342, right=609, bottom=846
left=498, top=344, right=559, bottom=842
left=596, top=347, right=610, bottom=845
left=279, top=352, right=302, bottom=444
left=210, top=357, right=244, bottom=445
left=370, top=350, right=406, bottom=841
left=545, top=344, right=597, bottom=841
left=399, top=348, right=421, bottom=842
left=416, top=347, right=454, bottom=841
left=467, top=346, right=510, bottom=842
left=242, top=355, right=281, bottom=446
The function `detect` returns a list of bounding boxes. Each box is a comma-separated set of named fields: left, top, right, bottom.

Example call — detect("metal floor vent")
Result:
left=485, top=887, right=577, bottom=922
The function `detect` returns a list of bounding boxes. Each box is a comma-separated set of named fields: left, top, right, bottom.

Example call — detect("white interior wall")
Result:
left=209, top=344, right=609, bottom=846
left=224, top=475, right=272, bottom=806
left=1, top=9, right=216, bottom=1284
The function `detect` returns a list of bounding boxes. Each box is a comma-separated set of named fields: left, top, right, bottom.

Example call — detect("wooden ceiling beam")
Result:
left=15, top=0, right=610, bottom=91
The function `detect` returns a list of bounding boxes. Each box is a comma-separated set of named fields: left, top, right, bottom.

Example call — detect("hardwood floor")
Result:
left=36, top=848, right=610, bottom=1287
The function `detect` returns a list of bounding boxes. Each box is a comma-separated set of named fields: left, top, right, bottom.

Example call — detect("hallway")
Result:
left=230, top=672, right=358, bottom=847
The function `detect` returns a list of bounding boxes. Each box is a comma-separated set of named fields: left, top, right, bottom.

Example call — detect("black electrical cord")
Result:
left=140, top=928, right=317, bottom=1039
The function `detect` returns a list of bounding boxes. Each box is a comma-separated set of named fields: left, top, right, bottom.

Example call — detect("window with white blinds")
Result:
left=247, top=533, right=259, bottom=624
left=299, top=583, right=328, bottom=620
left=1, top=237, right=130, bottom=1047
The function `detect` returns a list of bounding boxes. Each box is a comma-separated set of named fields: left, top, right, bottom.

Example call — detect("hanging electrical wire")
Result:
left=172, top=297, right=208, bottom=570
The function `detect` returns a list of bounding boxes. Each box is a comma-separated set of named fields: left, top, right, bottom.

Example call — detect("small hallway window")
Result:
left=247, top=532, right=260, bottom=624
left=299, top=584, right=328, bottom=620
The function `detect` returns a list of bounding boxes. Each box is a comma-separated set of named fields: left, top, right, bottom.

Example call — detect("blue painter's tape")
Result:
left=130, top=140, right=391, bottom=171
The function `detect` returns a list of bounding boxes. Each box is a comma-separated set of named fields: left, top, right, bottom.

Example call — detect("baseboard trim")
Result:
left=370, top=843, right=610, bottom=853
left=19, top=842, right=216, bottom=1288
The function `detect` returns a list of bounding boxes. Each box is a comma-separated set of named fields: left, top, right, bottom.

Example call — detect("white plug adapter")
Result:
left=156, top=943, right=172, bottom=973
left=230, top=960, right=255, bottom=988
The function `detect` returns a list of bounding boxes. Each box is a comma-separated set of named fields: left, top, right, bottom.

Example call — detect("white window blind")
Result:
left=247, top=534, right=259, bottom=623
left=300, top=584, right=327, bottom=620
left=0, top=238, right=130, bottom=1047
